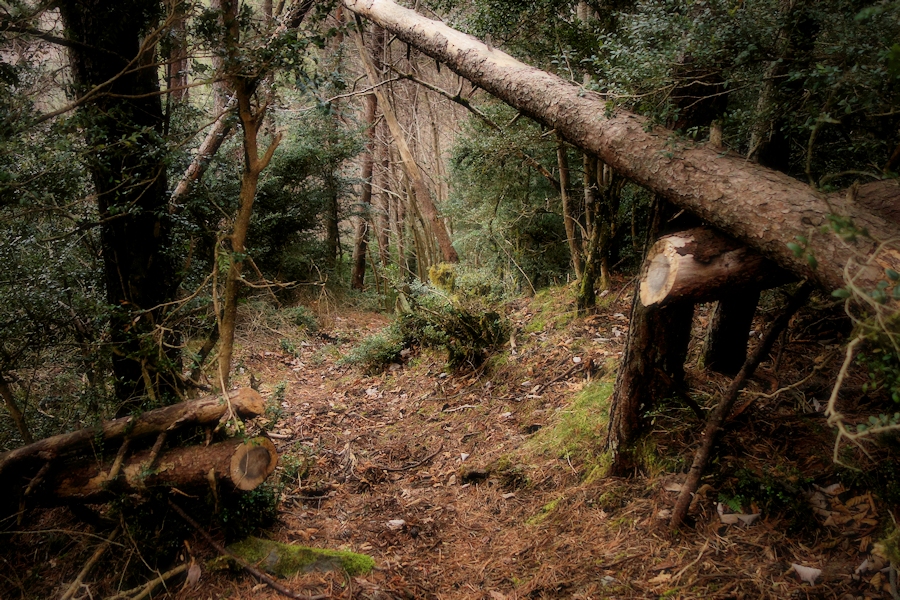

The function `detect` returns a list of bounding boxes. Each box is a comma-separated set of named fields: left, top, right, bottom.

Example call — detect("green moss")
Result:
left=529, top=380, right=613, bottom=469
left=526, top=496, right=563, bottom=525
left=223, top=537, right=374, bottom=577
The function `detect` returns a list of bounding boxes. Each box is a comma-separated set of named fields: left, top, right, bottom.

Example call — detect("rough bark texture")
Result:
left=341, top=0, right=900, bottom=293
left=0, top=388, right=265, bottom=476
left=45, top=437, right=277, bottom=504
left=605, top=200, right=693, bottom=475
left=639, top=226, right=790, bottom=307
left=59, top=0, right=180, bottom=405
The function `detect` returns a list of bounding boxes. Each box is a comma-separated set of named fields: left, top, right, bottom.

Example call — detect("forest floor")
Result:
left=4, top=280, right=898, bottom=599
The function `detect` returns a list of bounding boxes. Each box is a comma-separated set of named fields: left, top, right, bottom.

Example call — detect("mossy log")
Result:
left=219, top=537, right=375, bottom=577
left=40, top=437, right=278, bottom=504
left=0, top=388, right=265, bottom=475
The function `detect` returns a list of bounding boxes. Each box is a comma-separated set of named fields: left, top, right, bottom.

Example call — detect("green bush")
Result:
left=345, top=267, right=510, bottom=373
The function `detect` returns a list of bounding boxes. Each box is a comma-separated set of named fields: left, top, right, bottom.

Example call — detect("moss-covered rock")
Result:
left=222, top=537, right=374, bottom=577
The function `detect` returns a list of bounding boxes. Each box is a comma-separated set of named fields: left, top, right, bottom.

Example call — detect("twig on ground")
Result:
left=104, top=563, right=188, bottom=600
left=60, top=525, right=120, bottom=600
left=671, top=282, right=813, bottom=529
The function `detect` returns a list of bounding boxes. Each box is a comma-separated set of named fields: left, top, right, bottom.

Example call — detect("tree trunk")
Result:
left=341, top=0, right=900, bottom=292
left=596, top=161, right=622, bottom=291
left=0, top=373, right=32, bottom=445
left=557, top=139, right=582, bottom=279
left=639, top=226, right=791, bottom=307
left=0, top=388, right=265, bottom=476
left=702, top=291, right=762, bottom=376
left=352, top=20, right=458, bottom=263
left=217, top=0, right=282, bottom=390
left=42, top=437, right=277, bottom=505
left=605, top=199, right=693, bottom=475
left=59, top=0, right=180, bottom=406
left=351, top=92, right=378, bottom=289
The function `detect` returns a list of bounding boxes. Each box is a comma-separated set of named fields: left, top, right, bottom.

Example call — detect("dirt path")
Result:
left=200, top=295, right=894, bottom=600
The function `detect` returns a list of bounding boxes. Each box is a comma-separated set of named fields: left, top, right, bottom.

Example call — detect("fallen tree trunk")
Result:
left=0, top=388, right=264, bottom=475
left=341, top=0, right=900, bottom=294
left=639, top=227, right=791, bottom=307
left=44, top=437, right=277, bottom=504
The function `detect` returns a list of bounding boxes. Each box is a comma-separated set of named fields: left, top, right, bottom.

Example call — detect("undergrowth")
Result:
left=344, top=265, right=510, bottom=373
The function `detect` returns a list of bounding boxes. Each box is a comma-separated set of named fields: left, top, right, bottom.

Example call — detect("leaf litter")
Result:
left=2, top=289, right=897, bottom=599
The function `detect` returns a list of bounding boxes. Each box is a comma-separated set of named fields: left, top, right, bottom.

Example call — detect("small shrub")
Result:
left=342, top=327, right=407, bottom=374
left=285, top=305, right=318, bottom=332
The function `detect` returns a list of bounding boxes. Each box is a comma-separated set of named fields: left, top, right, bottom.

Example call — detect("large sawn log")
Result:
left=41, top=436, right=278, bottom=504
left=0, top=388, right=265, bottom=475
left=639, top=227, right=792, bottom=307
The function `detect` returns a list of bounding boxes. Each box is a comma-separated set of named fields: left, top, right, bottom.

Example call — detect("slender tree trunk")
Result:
left=702, top=291, right=761, bottom=376
left=216, top=1, right=282, bottom=390
left=352, top=20, right=458, bottom=263
left=59, top=0, right=180, bottom=407
left=0, top=373, right=32, bottom=445
left=352, top=92, right=378, bottom=289
left=557, top=139, right=582, bottom=279
left=376, top=123, right=391, bottom=265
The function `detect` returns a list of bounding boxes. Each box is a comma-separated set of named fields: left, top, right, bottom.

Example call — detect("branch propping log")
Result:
left=640, top=227, right=793, bottom=307
left=0, top=388, right=265, bottom=476
left=341, top=0, right=900, bottom=293
left=670, top=282, right=813, bottom=529
left=43, top=437, right=277, bottom=504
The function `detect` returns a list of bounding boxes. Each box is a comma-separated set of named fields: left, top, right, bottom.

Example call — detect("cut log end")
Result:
left=639, top=227, right=791, bottom=307
left=640, top=252, right=675, bottom=306
left=230, top=437, right=278, bottom=491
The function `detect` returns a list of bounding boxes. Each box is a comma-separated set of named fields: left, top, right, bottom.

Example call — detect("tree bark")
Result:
left=0, top=388, right=265, bottom=476
left=557, top=139, right=582, bottom=279
left=351, top=92, right=378, bottom=289
left=605, top=199, right=693, bottom=475
left=639, top=226, right=791, bottom=307
left=59, top=0, right=180, bottom=406
left=43, top=437, right=277, bottom=504
left=352, top=19, right=458, bottom=263
left=341, top=0, right=900, bottom=293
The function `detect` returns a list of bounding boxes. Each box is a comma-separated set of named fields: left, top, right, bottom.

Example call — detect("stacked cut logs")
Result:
left=0, top=388, right=278, bottom=509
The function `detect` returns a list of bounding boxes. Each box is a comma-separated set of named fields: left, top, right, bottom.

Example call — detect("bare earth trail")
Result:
left=202, top=295, right=891, bottom=599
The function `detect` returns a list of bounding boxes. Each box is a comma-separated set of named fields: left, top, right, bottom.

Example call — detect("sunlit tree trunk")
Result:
left=351, top=92, right=378, bottom=289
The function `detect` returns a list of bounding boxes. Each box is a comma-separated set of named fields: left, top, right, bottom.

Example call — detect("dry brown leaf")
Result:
left=791, top=563, right=821, bottom=585
left=647, top=573, right=672, bottom=584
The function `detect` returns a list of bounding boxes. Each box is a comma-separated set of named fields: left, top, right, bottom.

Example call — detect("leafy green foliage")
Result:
left=720, top=467, right=815, bottom=532
left=347, top=266, right=510, bottom=373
